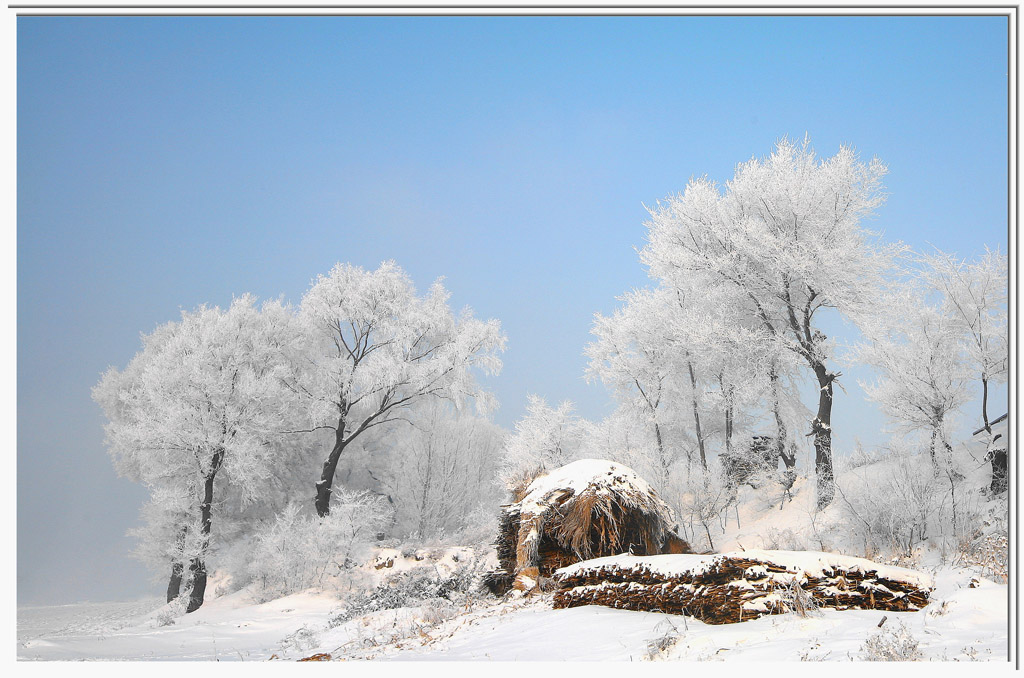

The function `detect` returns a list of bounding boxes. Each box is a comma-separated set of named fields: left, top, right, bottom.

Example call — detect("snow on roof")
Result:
left=515, top=459, right=657, bottom=517
left=555, top=549, right=934, bottom=590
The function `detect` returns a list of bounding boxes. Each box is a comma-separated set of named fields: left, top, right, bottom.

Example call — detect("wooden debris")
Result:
left=298, top=652, right=332, bottom=662
left=553, top=552, right=931, bottom=625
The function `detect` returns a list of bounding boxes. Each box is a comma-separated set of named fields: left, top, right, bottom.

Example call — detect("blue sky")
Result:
left=18, top=16, right=1008, bottom=604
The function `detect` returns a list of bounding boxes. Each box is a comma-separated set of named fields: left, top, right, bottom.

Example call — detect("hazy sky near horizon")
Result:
left=18, top=15, right=1008, bottom=605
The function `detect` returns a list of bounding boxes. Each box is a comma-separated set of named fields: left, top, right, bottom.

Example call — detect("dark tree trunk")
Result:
left=186, top=557, right=207, bottom=614
left=315, top=418, right=347, bottom=517
left=166, top=561, right=183, bottom=604
left=186, top=449, right=224, bottom=613
left=687, top=361, right=707, bottom=470
left=811, top=363, right=835, bottom=510
left=979, top=376, right=1006, bottom=493
left=990, top=448, right=1008, bottom=494
left=981, top=376, right=991, bottom=434
left=166, top=526, right=187, bottom=603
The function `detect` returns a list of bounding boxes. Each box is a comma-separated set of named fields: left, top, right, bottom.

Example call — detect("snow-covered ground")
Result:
left=18, top=442, right=1009, bottom=662
left=17, top=565, right=1007, bottom=662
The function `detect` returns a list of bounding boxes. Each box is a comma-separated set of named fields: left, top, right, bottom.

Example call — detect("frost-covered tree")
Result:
left=586, top=287, right=688, bottom=483
left=381, top=401, right=503, bottom=538
left=921, top=248, right=1008, bottom=434
left=93, top=296, right=296, bottom=611
left=292, top=261, right=506, bottom=516
left=500, top=395, right=583, bottom=494
left=581, top=407, right=671, bottom=492
left=674, top=286, right=775, bottom=462
left=642, top=138, right=897, bottom=508
left=857, top=289, right=971, bottom=470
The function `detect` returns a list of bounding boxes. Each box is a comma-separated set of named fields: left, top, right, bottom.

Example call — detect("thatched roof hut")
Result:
left=485, top=459, right=691, bottom=594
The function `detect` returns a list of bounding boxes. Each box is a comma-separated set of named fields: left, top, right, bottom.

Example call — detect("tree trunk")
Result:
left=166, top=526, right=187, bottom=603
left=979, top=376, right=1006, bottom=493
left=418, top=436, right=435, bottom=537
left=770, top=365, right=790, bottom=465
left=315, top=418, right=347, bottom=517
left=687, top=361, right=707, bottom=470
left=981, top=376, right=991, bottom=434
left=811, top=364, right=835, bottom=510
left=166, top=561, right=183, bottom=604
left=721, top=375, right=733, bottom=456
left=186, top=450, right=224, bottom=613
left=990, top=447, right=1008, bottom=494
left=167, top=559, right=184, bottom=605
left=930, top=413, right=956, bottom=473
left=185, top=556, right=207, bottom=614
left=653, top=420, right=670, bottom=493
left=929, top=426, right=939, bottom=469
left=770, top=366, right=796, bottom=504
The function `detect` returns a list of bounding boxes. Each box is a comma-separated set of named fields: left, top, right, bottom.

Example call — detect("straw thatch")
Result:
left=484, top=459, right=691, bottom=595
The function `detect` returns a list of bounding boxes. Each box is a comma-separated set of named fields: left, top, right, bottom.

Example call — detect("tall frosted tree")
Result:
left=586, top=286, right=684, bottom=484
left=93, top=296, right=296, bottom=611
left=293, top=261, right=505, bottom=517
left=642, top=138, right=897, bottom=509
left=857, top=289, right=971, bottom=470
left=921, top=248, right=1008, bottom=435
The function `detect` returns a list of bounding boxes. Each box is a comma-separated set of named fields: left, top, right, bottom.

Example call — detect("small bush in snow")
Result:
left=843, top=443, right=889, bottom=470
left=153, top=594, right=187, bottom=627
left=956, top=531, right=1008, bottom=583
left=762, top=527, right=807, bottom=551
left=860, top=621, right=922, bottom=661
left=782, top=579, right=820, bottom=618
left=248, top=493, right=391, bottom=600
left=645, top=618, right=682, bottom=660
left=279, top=625, right=321, bottom=653
left=420, top=598, right=459, bottom=625
left=330, top=561, right=479, bottom=627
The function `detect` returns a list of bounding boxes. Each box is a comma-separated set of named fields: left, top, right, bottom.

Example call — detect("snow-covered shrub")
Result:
left=330, top=560, right=480, bottom=627
left=248, top=492, right=391, bottom=600
left=762, top=527, right=807, bottom=551
left=645, top=618, right=683, bottom=660
left=279, top=625, right=321, bottom=654
left=420, top=598, right=459, bottom=625
left=781, top=579, right=820, bottom=618
left=842, top=442, right=890, bottom=471
left=860, top=621, right=922, bottom=661
left=956, top=531, right=1008, bottom=583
